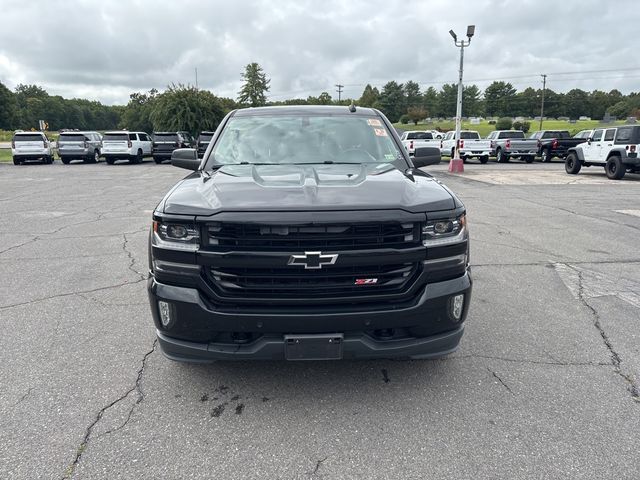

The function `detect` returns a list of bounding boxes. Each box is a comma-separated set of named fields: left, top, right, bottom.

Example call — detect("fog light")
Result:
left=158, top=301, right=172, bottom=327
left=451, top=294, right=464, bottom=321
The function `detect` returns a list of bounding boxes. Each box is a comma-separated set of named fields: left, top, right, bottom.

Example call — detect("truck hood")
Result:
left=161, top=163, right=457, bottom=216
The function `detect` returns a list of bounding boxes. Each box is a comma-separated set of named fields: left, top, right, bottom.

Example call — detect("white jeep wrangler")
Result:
left=565, top=125, right=640, bottom=180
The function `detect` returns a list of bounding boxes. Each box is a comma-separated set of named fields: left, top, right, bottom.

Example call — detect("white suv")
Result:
left=11, top=131, right=55, bottom=165
left=565, top=125, right=640, bottom=180
left=102, top=131, right=152, bottom=164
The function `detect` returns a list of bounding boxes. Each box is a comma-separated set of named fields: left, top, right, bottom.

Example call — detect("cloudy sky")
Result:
left=0, top=0, right=638, bottom=105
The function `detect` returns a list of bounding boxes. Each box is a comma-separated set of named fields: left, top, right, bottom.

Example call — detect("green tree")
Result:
left=358, top=84, right=380, bottom=108
left=514, top=87, right=539, bottom=118
left=407, top=106, right=428, bottom=125
left=437, top=84, right=458, bottom=118
left=238, top=62, right=270, bottom=107
left=150, top=84, right=227, bottom=136
left=422, top=86, right=439, bottom=118
left=462, top=84, right=482, bottom=117
left=484, top=81, right=517, bottom=117
left=0, top=81, right=17, bottom=129
left=120, top=89, right=157, bottom=132
left=564, top=88, right=590, bottom=119
left=376, top=81, right=406, bottom=123
left=403, top=80, right=422, bottom=108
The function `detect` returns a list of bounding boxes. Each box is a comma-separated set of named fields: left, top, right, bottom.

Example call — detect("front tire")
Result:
left=13, top=157, right=21, bottom=165
left=480, top=155, right=489, bottom=164
left=86, top=150, right=99, bottom=164
left=605, top=156, right=625, bottom=180
left=524, top=155, right=534, bottom=163
left=565, top=153, right=581, bottom=174
left=106, top=157, right=115, bottom=165
left=131, top=149, right=143, bottom=164
left=154, top=156, right=163, bottom=164
left=45, top=155, right=54, bottom=164
left=61, top=157, right=71, bottom=165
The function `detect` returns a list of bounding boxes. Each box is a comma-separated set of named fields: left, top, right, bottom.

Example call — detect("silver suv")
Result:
left=57, top=131, right=103, bottom=164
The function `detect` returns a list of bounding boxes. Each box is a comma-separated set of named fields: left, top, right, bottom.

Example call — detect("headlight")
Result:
left=152, top=221, right=199, bottom=251
left=422, top=214, right=467, bottom=246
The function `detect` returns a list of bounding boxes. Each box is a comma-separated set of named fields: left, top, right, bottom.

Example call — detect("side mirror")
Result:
left=171, top=148, right=200, bottom=171
left=587, top=137, right=592, bottom=144
left=412, top=146, right=441, bottom=168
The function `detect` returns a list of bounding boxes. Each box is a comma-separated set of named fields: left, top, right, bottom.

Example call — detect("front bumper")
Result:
left=147, top=271, right=472, bottom=361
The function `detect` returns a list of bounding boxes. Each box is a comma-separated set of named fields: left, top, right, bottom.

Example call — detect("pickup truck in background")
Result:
left=440, top=130, right=492, bottom=164
left=399, top=130, right=440, bottom=157
left=529, top=130, right=591, bottom=162
left=487, top=130, right=538, bottom=163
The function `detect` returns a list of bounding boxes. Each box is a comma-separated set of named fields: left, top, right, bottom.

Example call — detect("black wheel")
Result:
left=496, top=149, right=508, bottom=163
left=462, top=156, right=467, bottom=164
left=541, top=148, right=551, bottom=163
left=61, top=157, right=71, bottom=165
left=87, top=150, right=99, bottom=163
left=106, top=157, right=115, bottom=165
left=565, top=153, right=581, bottom=174
left=480, top=155, right=489, bottom=164
left=451, top=148, right=455, bottom=158
left=524, top=155, right=534, bottom=163
left=46, top=155, right=54, bottom=164
left=131, top=149, right=143, bottom=164
left=154, top=157, right=163, bottom=164
left=605, top=156, right=625, bottom=180
left=13, top=157, right=21, bottom=165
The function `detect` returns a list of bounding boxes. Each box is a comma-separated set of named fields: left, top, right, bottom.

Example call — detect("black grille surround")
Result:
left=199, top=220, right=426, bottom=304
left=206, top=221, right=421, bottom=251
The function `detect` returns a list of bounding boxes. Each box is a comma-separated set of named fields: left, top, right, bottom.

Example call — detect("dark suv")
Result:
left=147, top=106, right=472, bottom=362
left=152, top=131, right=194, bottom=164
left=196, top=131, right=215, bottom=158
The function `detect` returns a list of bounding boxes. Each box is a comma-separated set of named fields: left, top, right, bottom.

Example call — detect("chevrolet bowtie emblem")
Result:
left=288, top=251, right=339, bottom=270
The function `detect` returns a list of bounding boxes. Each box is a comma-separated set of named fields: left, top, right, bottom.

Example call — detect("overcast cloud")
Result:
left=0, top=0, right=638, bottom=105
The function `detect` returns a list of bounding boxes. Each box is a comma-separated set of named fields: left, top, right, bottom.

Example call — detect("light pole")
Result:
left=448, top=25, right=475, bottom=173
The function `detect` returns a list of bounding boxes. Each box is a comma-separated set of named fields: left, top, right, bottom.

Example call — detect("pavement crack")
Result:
left=487, top=367, right=514, bottom=395
left=122, top=233, right=146, bottom=281
left=446, top=353, right=609, bottom=367
left=13, top=387, right=34, bottom=407
left=0, top=278, right=146, bottom=310
left=61, top=340, right=157, bottom=479
left=572, top=268, right=640, bottom=403
left=311, top=456, right=328, bottom=477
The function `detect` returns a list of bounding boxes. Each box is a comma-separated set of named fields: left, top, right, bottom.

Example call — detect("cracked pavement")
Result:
left=0, top=161, right=639, bottom=479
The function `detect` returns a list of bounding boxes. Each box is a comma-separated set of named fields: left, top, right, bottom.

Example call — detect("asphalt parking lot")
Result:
left=1, top=159, right=639, bottom=479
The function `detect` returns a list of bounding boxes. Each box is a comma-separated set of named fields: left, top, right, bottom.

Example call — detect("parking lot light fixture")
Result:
left=448, top=25, right=475, bottom=174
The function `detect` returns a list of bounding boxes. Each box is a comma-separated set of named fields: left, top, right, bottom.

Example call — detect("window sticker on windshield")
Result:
left=384, top=153, right=396, bottom=160
left=374, top=128, right=388, bottom=137
left=367, top=119, right=382, bottom=127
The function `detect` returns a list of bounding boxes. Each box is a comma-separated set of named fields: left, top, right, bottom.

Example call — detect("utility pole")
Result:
left=539, top=74, right=546, bottom=130
left=195, top=68, right=199, bottom=91
left=448, top=25, right=475, bottom=174
left=335, top=84, right=344, bottom=103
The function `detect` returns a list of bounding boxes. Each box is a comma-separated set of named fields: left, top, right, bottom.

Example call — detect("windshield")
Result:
left=498, top=131, right=525, bottom=139
left=406, top=132, right=433, bottom=140
left=14, top=134, right=44, bottom=142
left=59, top=134, right=86, bottom=142
left=104, top=133, right=129, bottom=141
left=154, top=133, right=179, bottom=141
left=460, top=132, right=480, bottom=139
left=210, top=115, right=403, bottom=165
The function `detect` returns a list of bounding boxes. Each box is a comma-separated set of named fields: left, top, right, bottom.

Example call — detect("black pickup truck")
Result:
left=529, top=130, right=589, bottom=162
left=147, top=105, right=472, bottom=362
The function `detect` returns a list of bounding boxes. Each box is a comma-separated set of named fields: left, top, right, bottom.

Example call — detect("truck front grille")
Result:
left=209, top=262, right=419, bottom=299
left=206, top=222, right=420, bottom=251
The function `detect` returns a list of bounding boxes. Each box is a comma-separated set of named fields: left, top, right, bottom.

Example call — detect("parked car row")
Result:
left=10, top=130, right=214, bottom=165
left=425, top=128, right=599, bottom=164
